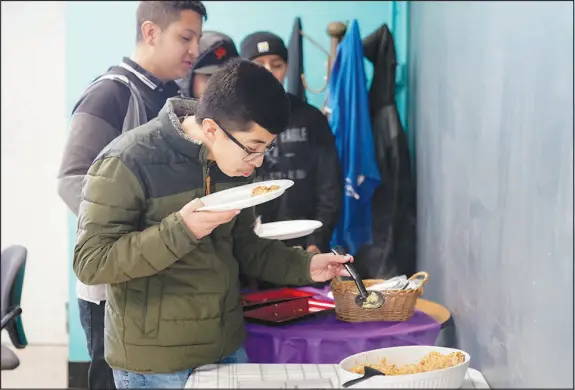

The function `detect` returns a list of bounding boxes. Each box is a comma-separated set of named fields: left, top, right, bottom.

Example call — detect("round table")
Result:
left=243, top=288, right=441, bottom=364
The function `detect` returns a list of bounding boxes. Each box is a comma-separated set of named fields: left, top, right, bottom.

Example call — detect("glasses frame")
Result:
left=212, top=119, right=276, bottom=162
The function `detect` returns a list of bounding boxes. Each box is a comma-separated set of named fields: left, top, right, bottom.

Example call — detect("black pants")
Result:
left=78, top=299, right=116, bottom=390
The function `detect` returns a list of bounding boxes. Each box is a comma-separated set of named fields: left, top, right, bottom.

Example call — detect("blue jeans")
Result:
left=113, top=347, right=249, bottom=389
left=78, top=299, right=116, bottom=389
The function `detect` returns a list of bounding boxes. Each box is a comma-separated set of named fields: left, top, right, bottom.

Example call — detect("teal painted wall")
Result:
left=66, top=0, right=408, bottom=362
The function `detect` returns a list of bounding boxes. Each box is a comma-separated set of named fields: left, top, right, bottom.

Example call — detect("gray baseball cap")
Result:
left=192, top=31, right=239, bottom=75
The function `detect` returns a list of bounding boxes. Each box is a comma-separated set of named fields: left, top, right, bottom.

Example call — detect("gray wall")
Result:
left=409, top=2, right=573, bottom=388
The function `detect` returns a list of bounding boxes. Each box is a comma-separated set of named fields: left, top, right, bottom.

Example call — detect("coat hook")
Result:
left=298, top=29, right=330, bottom=94
left=296, top=21, right=348, bottom=100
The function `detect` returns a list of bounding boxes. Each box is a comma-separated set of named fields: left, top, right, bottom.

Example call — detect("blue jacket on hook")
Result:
left=328, top=20, right=382, bottom=255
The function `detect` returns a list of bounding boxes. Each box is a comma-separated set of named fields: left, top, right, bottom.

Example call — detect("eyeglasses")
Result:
left=212, top=119, right=276, bottom=162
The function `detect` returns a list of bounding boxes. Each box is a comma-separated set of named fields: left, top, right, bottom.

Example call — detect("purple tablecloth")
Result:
left=244, top=287, right=441, bottom=364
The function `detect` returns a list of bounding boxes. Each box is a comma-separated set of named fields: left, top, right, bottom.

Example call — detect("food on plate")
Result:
left=351, top=351, right=465, bottom=376
left=251, top=184, right=280, bottom=197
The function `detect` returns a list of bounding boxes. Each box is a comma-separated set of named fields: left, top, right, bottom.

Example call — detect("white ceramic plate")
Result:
left=197, top=180, right=294, bottom=212
left=255, top=220, right=323, bottom=240
left=338, top=345, right=471, bottom=388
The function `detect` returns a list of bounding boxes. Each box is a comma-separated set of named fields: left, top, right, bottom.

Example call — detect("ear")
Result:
left=201, top=118, right=218, bottom=142
left=140, top=21, right=160, bottom=45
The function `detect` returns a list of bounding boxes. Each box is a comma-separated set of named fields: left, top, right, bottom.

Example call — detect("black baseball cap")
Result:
left=240, top=31, right=288, bottom=63
left=192, top=31, right=239, bottom=75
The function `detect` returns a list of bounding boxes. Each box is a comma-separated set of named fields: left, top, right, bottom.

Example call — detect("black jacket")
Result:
left=354, top=24, right=417, bottom=279
left=255, top=94, right=341, bottom=252
left=286, top=17, right=307, bottom=102
left=57, top=57, right=181, bottom=216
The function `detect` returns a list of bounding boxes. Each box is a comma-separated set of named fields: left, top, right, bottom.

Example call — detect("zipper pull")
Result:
left=205, top=162, right=213, bottom=195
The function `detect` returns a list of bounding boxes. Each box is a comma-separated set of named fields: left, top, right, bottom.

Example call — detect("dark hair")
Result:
left=136, top=1, right=207, bottom=42
left=196, top=58, right=290, bottom=135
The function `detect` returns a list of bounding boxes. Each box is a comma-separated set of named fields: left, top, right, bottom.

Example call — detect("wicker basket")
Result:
left=330, top=272, right=429, bottom=322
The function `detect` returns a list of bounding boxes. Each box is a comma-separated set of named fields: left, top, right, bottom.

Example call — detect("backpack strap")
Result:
left=85, top=74, right=148, bottom=132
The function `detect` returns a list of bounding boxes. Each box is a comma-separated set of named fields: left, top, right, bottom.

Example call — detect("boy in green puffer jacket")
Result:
left=73, top=58, right=351, bottom=389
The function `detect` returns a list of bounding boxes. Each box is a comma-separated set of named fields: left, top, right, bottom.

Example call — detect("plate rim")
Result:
left=197, top=179, right=294, bottom=211
left=257, top=219, right=324, bottom=239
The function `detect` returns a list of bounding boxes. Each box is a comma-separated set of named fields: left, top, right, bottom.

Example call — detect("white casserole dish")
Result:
left=338, top=345, right=471, bottom=388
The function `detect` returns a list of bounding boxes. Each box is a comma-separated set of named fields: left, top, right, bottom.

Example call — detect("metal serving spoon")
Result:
left=331, top=246, right=385, bottom=309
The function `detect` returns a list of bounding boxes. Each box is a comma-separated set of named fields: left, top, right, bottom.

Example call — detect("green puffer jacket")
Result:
left=73, top=97, right=315, bottom=373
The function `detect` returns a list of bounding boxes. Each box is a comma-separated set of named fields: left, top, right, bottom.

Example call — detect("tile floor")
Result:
left=1, top=344, right=68, bottom=388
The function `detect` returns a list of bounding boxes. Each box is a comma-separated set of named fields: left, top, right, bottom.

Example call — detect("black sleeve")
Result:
left=57, top=79, right=131, bottom=215
left=306, top=112, right=343, bottom=251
